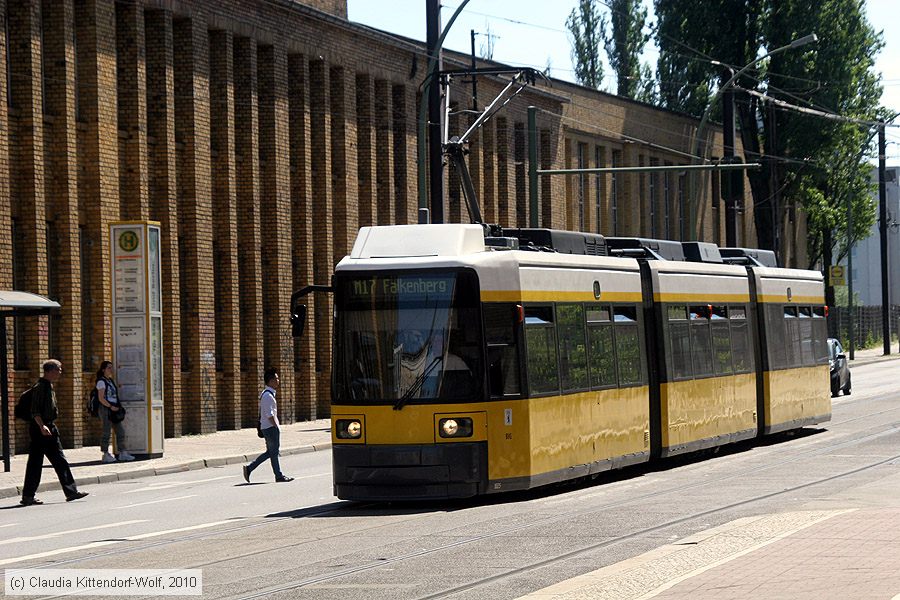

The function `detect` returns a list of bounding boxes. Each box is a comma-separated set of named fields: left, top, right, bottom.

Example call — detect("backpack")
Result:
left=87, top=387, right=100, bottom=418
left=14, top=385, right=37, bottom=422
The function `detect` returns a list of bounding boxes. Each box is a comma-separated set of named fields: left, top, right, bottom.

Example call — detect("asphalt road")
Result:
left=2, top=359, right=899, bottom=600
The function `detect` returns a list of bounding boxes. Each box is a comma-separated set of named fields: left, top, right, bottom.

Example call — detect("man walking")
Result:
left=243, top=367, right=293, bottom=483
left=21, top=359, right=89, bottom=506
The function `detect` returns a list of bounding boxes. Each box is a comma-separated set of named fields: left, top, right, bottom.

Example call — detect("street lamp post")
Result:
left=689, top=34, right=818, bottom=243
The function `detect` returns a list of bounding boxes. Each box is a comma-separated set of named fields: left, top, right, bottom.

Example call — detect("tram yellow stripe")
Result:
left=757, top=294, right=825, bottom=304
left=481, top=290, right=642, bottom=303
left=653, top=292, right=750, bottom=303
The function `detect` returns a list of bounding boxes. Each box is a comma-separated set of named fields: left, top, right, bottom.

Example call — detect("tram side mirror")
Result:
left=291, top=304, right=308, bottom=338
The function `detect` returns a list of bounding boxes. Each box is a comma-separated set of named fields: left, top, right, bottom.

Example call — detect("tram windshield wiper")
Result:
left=393, top=356, right=443, bottom=411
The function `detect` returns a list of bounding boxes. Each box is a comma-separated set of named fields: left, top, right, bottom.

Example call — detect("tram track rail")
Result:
left=25, top=403, right=900, bottom=600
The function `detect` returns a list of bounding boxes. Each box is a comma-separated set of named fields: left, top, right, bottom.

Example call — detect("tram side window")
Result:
left=587, top=306, right=617, bottom=389
left=558, top=303, right=589, bottom=392
left=730, top=306, right=752, bottom=373
left=667, top=305, right=692, bottom=380
left=783, top=306, right=800, bottom=367
left=614, top=306, right=643, bottom=385
left=524, top=305, right=559, bottom=395
left=812, top=306, right=829, bottom=365
left=710, top=306, right=733, bottom=375
left=766, top=304, right=787, bottom=368
left=798, top=306, right=815, bottom=366
left=689, top=306, right=714, bottom=377
left=484, top=303, right=522, bottom=397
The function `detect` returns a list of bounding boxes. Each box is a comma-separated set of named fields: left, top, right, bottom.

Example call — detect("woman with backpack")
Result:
left=96, top=360, right=134, bottom=463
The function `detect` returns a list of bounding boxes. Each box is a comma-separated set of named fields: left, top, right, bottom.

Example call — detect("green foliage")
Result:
left=601, top=0, right=650, bottom=98
left=566, top=0, right=605, bottom=89
left=651, top=0, right=885, bottom=266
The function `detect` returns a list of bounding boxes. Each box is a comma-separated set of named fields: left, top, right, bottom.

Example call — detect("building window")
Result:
left=638, top=156, right=646, bottom=235
left=576, top=142, right=586, bottom=231
left=594, top=146, right=603, bottom=233
left=663, top=163, right=672, bottom=239
left=649, top=158, right=658, bottom=238
left=80, top=226, right=92, bottom=369
left=678, top=171, right=687, bottom=240
left=5, top=13, right=11, bottom=108
left=611, top=150, right=621, bottom=236
left=12, top=219, right=27, bottom=370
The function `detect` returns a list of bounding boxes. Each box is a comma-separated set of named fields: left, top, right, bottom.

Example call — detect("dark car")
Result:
left=827, top=338, right=851, bottom=397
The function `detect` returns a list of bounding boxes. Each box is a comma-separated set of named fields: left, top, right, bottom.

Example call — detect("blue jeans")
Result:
left=100, top=405, right=127, bottom=454
left=247, top=426, right=283, bottom=479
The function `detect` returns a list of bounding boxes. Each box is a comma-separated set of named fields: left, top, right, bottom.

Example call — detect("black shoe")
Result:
left=20, top=497, right=44, bottom=506
left=275, top=476, right=294, bottom=483
left=66, top=491, right=89, bottom=502
left=242, top=465, right=250, bottom=483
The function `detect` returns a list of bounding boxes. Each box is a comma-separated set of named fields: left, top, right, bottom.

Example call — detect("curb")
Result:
left=0, top=442, right=332, bottom=501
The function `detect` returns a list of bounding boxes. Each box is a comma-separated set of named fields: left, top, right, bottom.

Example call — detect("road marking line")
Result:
left=287, top=472, right=330, bottom=481
left=0, top=523, right=16, bottom=529
left=125, top=475, right=236, bottom=493
left=113, top=495, right=197, bottom=509
left=0, top=520, right=148, bottom=546
left=0, top=519, right=240, bottom=566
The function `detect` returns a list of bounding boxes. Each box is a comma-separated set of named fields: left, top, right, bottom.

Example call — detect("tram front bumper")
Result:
left=332, top=442, right=488, bottom=501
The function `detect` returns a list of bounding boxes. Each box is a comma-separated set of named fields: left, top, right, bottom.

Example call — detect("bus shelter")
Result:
left=0, top=291, right=60, bottom=472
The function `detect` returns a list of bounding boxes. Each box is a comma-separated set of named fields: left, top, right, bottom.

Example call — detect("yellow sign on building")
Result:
left=829, top=265, right=846, bottom=286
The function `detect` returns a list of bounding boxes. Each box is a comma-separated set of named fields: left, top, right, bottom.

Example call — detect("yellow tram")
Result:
left=294, top=223, right=830, bottom=500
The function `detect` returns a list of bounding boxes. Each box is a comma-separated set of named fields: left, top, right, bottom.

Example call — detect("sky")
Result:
left=346, top=0, right=900, bottom=163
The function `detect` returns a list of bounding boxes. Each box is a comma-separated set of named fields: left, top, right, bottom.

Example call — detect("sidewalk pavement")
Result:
left=0, top=419, right=332, bottom=501
left=846, top=343, right=900, bottom=366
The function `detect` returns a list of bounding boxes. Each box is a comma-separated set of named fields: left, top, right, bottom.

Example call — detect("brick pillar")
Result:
left=513, top=120, right=526, bottom=227
left=638, top=155, right=649, bottom=237
left=258, top=43, right=294, bottom=422
left=173, top=16, right=215, bottom=434
left=145, top=9, right=182, bottom=437
left=482, top=119, right=497, bottom=225
left=539, top=127, right=554, bottom=227
left=467, top=114, right=482, bottom=224
left=234, top=37, right=263, bottom=426
left=209, top=30, right=240, bottom=430
left=288, top=54, right=316, bottom=420
left=373, top=78, right=392, bottom=226
left=309, top=59, right=333, bottom=416
left=354, top=73, right=376, bottom=230
left=0, top=0, right=11, bottom=447
left=496, top=116, right=513, bottom=228
left=397, top=84, right=418, bottom=224
left=447, top=110, right=462, bottom=223
left=329, top=66, right=357, bottom=261
left=9, top=0, right=49, bottom=386
left=622, top=141, right=640, bottom=235
left=115, top=1, right=148, bottom=221
left=390, top=84, right=406, bottom=224
left=43, top=0, right=83, bottom=447
left=564, top=138, right=574, bottom=230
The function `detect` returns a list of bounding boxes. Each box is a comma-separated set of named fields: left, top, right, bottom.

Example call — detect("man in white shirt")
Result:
left=243, top=368, right=294, bottom=483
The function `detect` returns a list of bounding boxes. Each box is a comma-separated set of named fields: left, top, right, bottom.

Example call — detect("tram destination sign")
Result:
left=347, top=275, right=455, bottom=303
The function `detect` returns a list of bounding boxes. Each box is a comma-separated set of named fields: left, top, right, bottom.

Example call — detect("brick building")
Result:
left=0, top=0, right=808, bottom=452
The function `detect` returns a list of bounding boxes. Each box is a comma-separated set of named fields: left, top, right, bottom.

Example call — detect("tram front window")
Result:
left=334, top=271, right=483, bottom=404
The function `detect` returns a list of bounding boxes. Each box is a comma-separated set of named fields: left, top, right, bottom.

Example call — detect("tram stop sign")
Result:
left=829, top=265, right=846, bottom=287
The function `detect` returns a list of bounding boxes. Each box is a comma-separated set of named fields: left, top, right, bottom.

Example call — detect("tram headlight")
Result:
left=439, top=417, right=473, bottom=438
left=336, top=419, right=363, bottom=439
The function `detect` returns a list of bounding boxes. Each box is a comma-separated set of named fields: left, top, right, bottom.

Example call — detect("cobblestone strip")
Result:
left=519, top=510, right=854, bottom=600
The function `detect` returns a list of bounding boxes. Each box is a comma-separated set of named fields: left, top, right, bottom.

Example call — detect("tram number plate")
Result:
left=504, top=409, right=512, bottom=426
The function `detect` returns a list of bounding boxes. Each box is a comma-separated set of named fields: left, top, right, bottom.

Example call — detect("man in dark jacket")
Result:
left=20, top=359, right=89, bottom=506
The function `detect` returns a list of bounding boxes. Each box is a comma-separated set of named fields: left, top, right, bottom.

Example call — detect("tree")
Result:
left=601, top=0, right=650, bottom=98
left=566, top=0, right=605, bottom=89
left=653, top=0, right=884, bottom=268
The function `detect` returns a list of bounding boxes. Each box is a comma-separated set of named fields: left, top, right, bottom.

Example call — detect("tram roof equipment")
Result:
left=720, top=247, right=779, bottom=267
left=605, top=237, right=685, bottom=261
left=682, top=241, right=724, bottom=264
left=500, top=228, right=606, bottom=256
